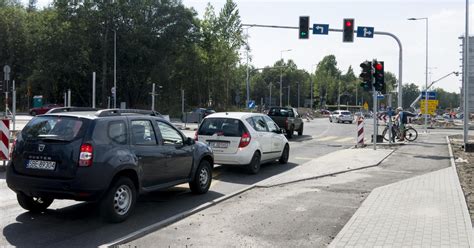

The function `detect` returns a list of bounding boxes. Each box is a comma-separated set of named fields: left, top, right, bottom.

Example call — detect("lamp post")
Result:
left=408, top=17, right=429, bottom=133
left=280, top=49, right=292, bottom=107
left=311, top=64, right=317, bottom=110
left=113, top=29, right=117, bottom=109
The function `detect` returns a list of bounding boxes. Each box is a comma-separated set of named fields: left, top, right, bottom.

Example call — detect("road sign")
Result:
left=111, top=86, right=116, bottom=95
left=421, top=91, right=437, bottom=100
left=3, top=65, right=10, bottom=81
left=363, top=102, right=369, bottom=110
left=377, top=94, right=384, bottom=99
left=420, top=99, right=438, bottom=115
left=356, top=26, right=374, bottom=38
left=312, top=24, right=329, bottom=35
left=248, top=100, right=255, bottom=109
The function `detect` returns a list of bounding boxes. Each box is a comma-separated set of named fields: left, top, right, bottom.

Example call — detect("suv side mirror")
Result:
left=185, top=137, right=195, bottom=145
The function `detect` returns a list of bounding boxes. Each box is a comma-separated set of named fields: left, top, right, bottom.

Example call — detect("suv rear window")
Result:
left=198, top=118, right=245, bottom=137
left=22, top=116, right=86, bottom=141
left=341, top=111, right=351, bottom=115
left=268, top=108, right=293, bottom=117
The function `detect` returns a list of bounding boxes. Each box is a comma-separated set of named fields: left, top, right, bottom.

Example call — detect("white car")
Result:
left=329, top=110, right=354, bottom=124
left=196, top=112, right=290, bottom=174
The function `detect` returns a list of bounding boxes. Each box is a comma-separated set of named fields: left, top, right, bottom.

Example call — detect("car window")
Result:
left=251, top=116, right=268, bottom=132
left=156, top=121, right=183, bottom=145
left=268, top=108, right=291, bottom=117
left=342, top=111, right=351, bottom=115
left=131, top=120, right=157, bottom=145
left=198, top=118, right=244, bottom=137
left=22, top=116, right=85, bottom=141
left=108, top=121, right=127, bottom=145
left=263, top=115, right=278, bottom=132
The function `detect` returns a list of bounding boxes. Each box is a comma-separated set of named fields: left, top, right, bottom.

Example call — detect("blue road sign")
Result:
left=377, top=94, right=385, bottom=99
left=356, top=26, right=374, bottom=38
left=421, top=91, right=437, bottom=100
left=248, top=100, right=256, bottom=109
left=312, top=24, right=329, bottom=35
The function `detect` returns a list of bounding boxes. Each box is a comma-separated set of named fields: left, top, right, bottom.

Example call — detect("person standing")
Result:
left=395, top=107, right=417, bottom=141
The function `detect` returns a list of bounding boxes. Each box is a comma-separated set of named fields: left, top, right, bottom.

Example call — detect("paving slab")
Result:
left=330, top=162, right=474, bottom=247
left=257, top=148, right=394, bottom=187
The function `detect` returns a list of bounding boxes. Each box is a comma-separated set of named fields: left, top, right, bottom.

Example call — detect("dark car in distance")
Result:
left=7, top=109, right=214, bottom=222
left=29, top=104, right=63, bottom=116
left=266, top=107, right=304, bottom=138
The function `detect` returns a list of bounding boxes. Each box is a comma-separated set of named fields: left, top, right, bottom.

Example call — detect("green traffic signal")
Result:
left=299, top=16, right=309, bottom=39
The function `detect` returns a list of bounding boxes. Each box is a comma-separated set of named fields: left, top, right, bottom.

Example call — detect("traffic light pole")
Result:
left=372, top=80, right=377, bottom=150
left=242, top=23, right=404, bottom=108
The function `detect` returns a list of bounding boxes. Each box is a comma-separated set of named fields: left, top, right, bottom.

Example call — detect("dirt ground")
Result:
left=449, top=135, right=474, bottom=224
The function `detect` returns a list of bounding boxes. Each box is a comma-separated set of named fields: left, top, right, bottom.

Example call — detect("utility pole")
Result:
left=297, top=81, right=300, bottom=108
left=287, top=85, right=290, bottom=106
left=67, top=89, right=71, bottom=107
left=151, top=83, right=155, bottom=111
left=92, top=72, right=96, bottom=108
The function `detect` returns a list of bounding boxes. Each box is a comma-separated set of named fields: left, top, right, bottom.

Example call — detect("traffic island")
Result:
left=257, top=148, right=394, bottom=188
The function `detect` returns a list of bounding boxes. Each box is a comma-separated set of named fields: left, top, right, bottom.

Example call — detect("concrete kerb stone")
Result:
left=101, top=185, right=256, bottom=248
left=446, top=136, right=474, bottom=247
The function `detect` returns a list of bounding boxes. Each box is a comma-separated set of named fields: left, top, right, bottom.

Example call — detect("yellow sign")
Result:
left=420, top=100, right=438, bottom=115
left=363, top=102, right=369, bottom=110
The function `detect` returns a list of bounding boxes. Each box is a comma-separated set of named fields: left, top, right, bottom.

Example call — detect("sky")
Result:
left=29, top=0, right=470, bottom=93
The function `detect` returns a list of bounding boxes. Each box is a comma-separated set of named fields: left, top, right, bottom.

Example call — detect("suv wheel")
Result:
left=298, top=124, right=303, bottom=136
left=279, top=144, right=290, bottom=164
left=286, top=127, right=294, bottom=139
left=247, top=152, right=261, bottom=174
left=17, top=192, right=53, bottom=213
left=100, top=177, right=137, bottom=223
left=189, top=160, right=212, bottom=194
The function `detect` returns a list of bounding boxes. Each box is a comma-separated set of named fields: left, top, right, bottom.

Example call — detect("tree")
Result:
left=402, top=83, right=420, bottom=109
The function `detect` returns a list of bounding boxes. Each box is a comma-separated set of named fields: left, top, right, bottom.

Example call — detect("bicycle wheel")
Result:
left=382, top=127, right=390, bottom=141
left=404, top=127, right=418, bottom=141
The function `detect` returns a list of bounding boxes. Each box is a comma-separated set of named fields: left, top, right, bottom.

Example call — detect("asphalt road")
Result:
left=0, top=118, right=364, bottom=247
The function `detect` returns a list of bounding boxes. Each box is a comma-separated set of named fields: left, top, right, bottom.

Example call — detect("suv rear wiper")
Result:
left=36, top=135, right=70, bottom=142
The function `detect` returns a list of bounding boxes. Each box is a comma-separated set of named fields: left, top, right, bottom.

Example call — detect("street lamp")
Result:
left=408, top=17, right=429, bottom=133
left=280, top=49, right=292, bottom=107
left=113, top=30, right=117, bottom=108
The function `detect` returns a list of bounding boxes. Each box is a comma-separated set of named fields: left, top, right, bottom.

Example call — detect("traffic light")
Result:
left=359, top=61, right=372, bottom=91
left=373, top=61, right=385, bottom=92
left=299, top=16, right=309, bottom=39
left=343, top=18, right=354, bottom=42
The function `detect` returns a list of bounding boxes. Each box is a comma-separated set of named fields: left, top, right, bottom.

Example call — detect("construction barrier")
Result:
left=0, top=119, right=9, bottom=160
left=357, top=116, right=364, bottom=148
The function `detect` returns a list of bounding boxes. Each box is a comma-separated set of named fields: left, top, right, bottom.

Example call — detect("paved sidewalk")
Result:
left=330, top=146, right=473, bottom=247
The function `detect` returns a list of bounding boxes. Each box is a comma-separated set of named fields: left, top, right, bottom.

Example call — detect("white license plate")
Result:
left=210, top=142, right=229, bottom=148
left=26, top=160, right=56, bottom=170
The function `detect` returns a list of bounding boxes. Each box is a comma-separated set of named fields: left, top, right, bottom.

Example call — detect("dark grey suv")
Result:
left=7, top=109, right=214, bottom=222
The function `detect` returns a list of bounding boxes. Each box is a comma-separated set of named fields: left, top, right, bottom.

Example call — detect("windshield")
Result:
left=22, top=116, right=87, bottom=141
left=341, top=111, right=351, bottom=115
left=268, top=108, right=292, bottom=117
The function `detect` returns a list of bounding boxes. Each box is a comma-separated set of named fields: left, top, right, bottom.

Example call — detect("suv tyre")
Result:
left=100, top=177, right=137, bottom=223
left=189, top=160, right=212, bottom=194
left=17, top=192, right=54, bottom=213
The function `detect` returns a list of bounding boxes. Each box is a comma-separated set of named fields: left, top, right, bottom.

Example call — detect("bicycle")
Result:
left=382, top=122, right=418, bottom=142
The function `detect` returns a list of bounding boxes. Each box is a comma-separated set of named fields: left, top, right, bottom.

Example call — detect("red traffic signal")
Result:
left=374, top=63, right=383, bottom=71
left=343, top=18, right=354, bottom=43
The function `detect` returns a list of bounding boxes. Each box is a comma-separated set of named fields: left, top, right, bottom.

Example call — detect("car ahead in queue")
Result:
left=329, top=110, right=354, bottom=124
left=7, top=108, right=214, bottom=223
left=195, top=112, right=289, bottom=174
left=29, top=103, right=63, bottom=116
left=266, top=107, right=304, bottom=138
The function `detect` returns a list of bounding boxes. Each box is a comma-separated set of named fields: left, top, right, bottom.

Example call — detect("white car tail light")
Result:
left=239, top=132, right=251, bottom=148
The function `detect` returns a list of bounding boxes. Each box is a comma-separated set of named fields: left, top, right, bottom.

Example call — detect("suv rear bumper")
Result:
left=214, top=148, right=254, bottom=165
left=6, top=165, right=107, bottom=201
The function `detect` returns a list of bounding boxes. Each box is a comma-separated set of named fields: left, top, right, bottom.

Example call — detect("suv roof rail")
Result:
left=47, top=107, right=101, bottom=114
left=95, top=109, right=163, bottom=117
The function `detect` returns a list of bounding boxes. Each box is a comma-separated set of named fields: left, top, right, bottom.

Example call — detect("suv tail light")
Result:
left=79, top=143, right=93, bottom=167
left=194, top=131, right=198, bottom=141
left=239, top=132, right=251, bottom=148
